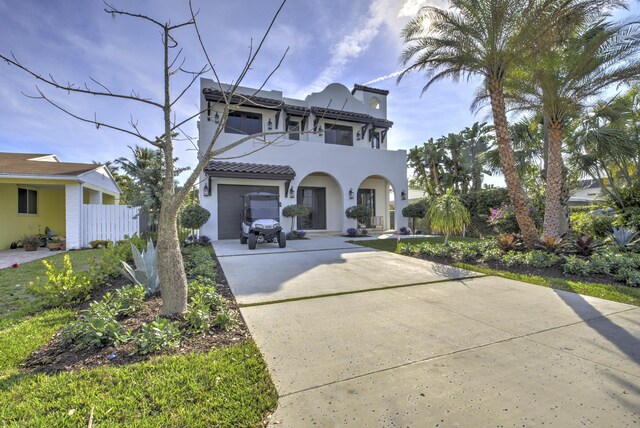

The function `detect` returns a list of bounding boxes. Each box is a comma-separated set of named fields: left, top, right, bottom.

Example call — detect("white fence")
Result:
left=81, top=204, right=140, bottom=246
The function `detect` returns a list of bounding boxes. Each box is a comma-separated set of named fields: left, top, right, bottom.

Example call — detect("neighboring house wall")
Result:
left=0, top=183, right=65, bottom=249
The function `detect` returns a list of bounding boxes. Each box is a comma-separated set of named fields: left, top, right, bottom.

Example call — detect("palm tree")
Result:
left=428, top=189, right=470, bottom=244
left=399, top=0, right=616, bottom=246
left=503, top=19, right=640, bottom=236
left=462, top=122, right=493, bottom=191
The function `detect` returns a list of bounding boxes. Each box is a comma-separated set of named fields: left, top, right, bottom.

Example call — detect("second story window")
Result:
left=324, top=124, right=353, bottom=146
left=287, top=120, right=300, bottom=141
left=225, top=111, right=262, bottom=135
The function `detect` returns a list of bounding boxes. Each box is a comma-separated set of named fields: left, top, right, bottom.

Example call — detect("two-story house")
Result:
left=197, top=79, right=408, bottom=240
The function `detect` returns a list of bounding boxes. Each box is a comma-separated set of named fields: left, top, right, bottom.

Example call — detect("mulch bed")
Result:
left=23, top=246, right=251, bottom=374
left=414, top=254, right=623, bottom=286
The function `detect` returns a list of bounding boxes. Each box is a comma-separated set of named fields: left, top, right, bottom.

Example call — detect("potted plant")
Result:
left=47, top=236, right=66, bottom=251
left=21, top=234, right=41, bottom=251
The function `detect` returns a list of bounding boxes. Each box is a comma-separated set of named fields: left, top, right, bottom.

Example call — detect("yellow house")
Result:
left=0, top=152, right=121, bottom=250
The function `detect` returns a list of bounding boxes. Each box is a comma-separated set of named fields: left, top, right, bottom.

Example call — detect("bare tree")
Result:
left=1, top=1, right=296, bottom=315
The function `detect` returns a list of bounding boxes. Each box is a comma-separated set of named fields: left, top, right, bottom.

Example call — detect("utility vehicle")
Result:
left=240, top=192, right=286, bottom=249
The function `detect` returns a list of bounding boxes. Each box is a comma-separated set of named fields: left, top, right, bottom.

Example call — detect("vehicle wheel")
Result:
left=248, top=234, right=257, bottom=250
left=278, top=231, right=286, bottom=248
left=240, top=235, right=247, bottom=244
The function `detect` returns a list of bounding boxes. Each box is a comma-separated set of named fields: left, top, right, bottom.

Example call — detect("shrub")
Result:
left=481, top=247, right=504, bottom=262
left=95, top=234, right=147, bottom=278
left=587, top=255, right=612, bottom=275
left=62, top=302, right=129, bottom=349
left=346, top=228, right=357, bottom=237
left=345, top=205, right=372, bottom=226
left=524, top=251, right=562, bottom=268
left=399, top=226, right=412, bottom=235
left=461, top=188, right=511, bottom=237
left=213, top=308, right=237, bottom=330
left=487, top=204, right=520, bottom=235
left=89, top=240, right=110, bottom=249
left=402, top=202, right=428, bottom=231
left=282, top=204, right=310, bottom=231
left=179, top=205, right=211, bottom=235
left=188, top=277, right=223, bottom=311
left=198, top=235, right=211, bottom=245
left=616, top=267, right=640, bottom=287
left=185, top=295, right=211, bottom=333
left=29, top=255, right=95, bottom=306
left=182, top=245, right=216, bottom=280
left=118, top=240, right=159, bottom=295
left=617, top=206, right=640, bottom=231
left=571, top=213, right=614, bottom=238
left=501, top=251, right=527, bottom=267
left=132, top=318, right=181, bottom=355
left=563, top=256, right=590, bottom=276
left=112, top=284, right=146, bottom=316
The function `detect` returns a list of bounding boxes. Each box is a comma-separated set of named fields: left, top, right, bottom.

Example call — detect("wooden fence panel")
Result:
left=81, top=204, right=140, bottom=246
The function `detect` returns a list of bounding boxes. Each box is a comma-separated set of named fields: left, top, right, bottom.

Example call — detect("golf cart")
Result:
left=240, top=192, right=286, bottom=249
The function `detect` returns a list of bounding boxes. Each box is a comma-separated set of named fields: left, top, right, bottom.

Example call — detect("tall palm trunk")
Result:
left=487, top=78, right=539, bottom=246
left=543, top=123, right=564, bottom=237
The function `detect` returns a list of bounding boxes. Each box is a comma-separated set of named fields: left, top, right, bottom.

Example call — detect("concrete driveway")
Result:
left=214, top=237, right=640, bottom=427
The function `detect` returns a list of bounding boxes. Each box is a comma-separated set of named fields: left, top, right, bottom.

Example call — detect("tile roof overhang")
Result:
left=351, top=84, right=390, bottom=96
left=311, top=107, right=393, bottom=129
left=204, top=161, right=296, bottom=180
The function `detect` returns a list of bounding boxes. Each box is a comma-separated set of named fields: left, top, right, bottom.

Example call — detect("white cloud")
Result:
left=364, top=70, right=404, bottom=85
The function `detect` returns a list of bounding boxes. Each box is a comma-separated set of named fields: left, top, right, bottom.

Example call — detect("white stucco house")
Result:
left=197, top=80, right=409, bottom=240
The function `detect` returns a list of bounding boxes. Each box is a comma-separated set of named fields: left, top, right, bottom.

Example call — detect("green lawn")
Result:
left=351, top=237, right=640, bottom=307
left=349, top=236, right=477, bottom=253
left=0, top=248, right=278, bottom=427
left=0, top=249, right=100, bottom=325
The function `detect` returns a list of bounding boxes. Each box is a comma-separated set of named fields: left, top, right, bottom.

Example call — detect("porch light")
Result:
left=214, top=111, right=220, bottom=124
left=289, top=186, right=295, bottom=198
left=356, top=131, right=361, bottom=140
left=317, top=126, right=324, bottom=136
left=401, top=190, right=406, bottom=201
left=203, top=181, right=211, bottom=197
left=349, top=188, right=354, bottom=199
left=268, top=118, right=273, bottom=130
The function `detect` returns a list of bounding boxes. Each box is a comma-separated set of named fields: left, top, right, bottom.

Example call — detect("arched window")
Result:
left=369, top=97, right=380, bottom=109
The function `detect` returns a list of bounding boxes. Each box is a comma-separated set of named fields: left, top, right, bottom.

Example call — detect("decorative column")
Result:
left=65, top=184, right=83, bottom=249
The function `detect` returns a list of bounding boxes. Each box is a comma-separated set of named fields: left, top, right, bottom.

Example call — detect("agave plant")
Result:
left=572, top=234, right=603, bottom=257
left=608, top=226, right=639, bottom=250
left=496, top=234, right=524, bottom=253
left=536, top=235, right=570, bottom=255
left=118, top=239, right=160, bottom=295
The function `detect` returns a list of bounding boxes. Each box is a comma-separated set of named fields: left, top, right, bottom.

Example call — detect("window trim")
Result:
left=18, top=187, right=38, bottom=215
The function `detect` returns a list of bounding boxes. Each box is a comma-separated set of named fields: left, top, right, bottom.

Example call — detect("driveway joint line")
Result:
left=278, top=306, right=640, bottom=398
left=238, top=275, right=487, bottom=308
left=216, top=246, right=372, bottom=258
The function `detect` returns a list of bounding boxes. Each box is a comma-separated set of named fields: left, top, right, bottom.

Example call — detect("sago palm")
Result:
left=399, top=0, right=619, bottom=246
left=428, top=189, right=470, bottom=244
left=503, top=19, right=640, bottom=236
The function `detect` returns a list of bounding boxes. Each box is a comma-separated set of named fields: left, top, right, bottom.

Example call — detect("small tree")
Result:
left=179, top=205, right=211, bottom=241
left=402, top=201, right=428, bottom=232
left=282, top=204, right=310, bottom=231
left=428, top=190, right=470, bottom=245
left=345, top=205, right=372, bottom=229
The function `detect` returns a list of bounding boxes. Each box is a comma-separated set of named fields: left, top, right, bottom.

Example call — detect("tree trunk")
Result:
left=543, top=124, right=564, bottom=237
left=157, top=199, right=188, bottom=315
left=487, top=78, right=539, bottom=246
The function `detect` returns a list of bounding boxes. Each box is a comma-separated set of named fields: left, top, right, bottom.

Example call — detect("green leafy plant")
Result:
left=62, top=302, right=129, bottom=349
left=402, top=202, right=428, bottom=231
left=132, top=318, right=181, bottom=355
left=571, top=213, right=614, bottom=238
left=113, top=284, right=146, bottom=317
left=282, top=204, right=311, bottom=231
left=572, top=235, right=603, bottom=257
left=213, top=308, right=236, bottom=330
left=89, top=240, right=111, bottom=249
left=29, top=255, right=95, bottom=306
left=427, top=190, right=470, bottom=244
left=496, top=234, right=524, bottom=252
left=179, top=205, right=211, bottom=239
left=118, top=239, right=159, bottom=295
left=616, top=267, right=640, bottom=287
left=524, top=251, right=562, bottom=268
left=188, top=277, right=223, bottom=310
left=536, top=235, right=570, bottom=254
left=501, top=251, right=527, bottom=267
left=185, top=295, right=211, bottom=333
left=563, top=256, right=590, bottom=276
left=608, top=226, right=639, bottom=250
left=345, top=205, right=373, bottom=228
left=182, top=245, right=216, bottom=280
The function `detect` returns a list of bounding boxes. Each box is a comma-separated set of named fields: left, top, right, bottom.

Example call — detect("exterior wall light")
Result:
left=214, top=111, right=220, bottom=124
left=268, top=118, right=273, bottom=130
left=349, top=188, right=354, bottom=199
left=289, top=187, right=295, bottom=198
left=356, top=131, right=361, bottom=140
left=318, top=126, right=324, bottom=136
left=401, top=190, right=406, bottom=200
left=203, top=181, right=211, bottom=197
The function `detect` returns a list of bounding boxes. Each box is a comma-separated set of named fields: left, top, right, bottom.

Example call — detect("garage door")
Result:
left=217, top=184, right=279, bottom=239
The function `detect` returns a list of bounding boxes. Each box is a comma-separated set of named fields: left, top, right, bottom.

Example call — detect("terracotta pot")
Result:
left=24, top=243, right=37, bottom=251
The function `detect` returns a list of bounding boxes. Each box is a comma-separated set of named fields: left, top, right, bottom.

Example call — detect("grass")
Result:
left=0, top=340, right=277, bottom=427
left=0, top=247, right=278, bottom=427
left=350, top=237, right=640, bottom=307
left=349, top=236, right=477, bottom=253
left=452, top=263, right=640, bottom=307
left=0, top=249, right=99, bottom=325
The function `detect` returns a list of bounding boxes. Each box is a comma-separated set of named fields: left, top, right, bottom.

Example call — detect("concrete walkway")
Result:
left=214, top=237, right=640, bottom=427
left=0, top=247, right=60, bottom=269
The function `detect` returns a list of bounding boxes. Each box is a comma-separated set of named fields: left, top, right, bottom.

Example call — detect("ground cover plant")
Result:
left=0, top=236, right=277, bottom=425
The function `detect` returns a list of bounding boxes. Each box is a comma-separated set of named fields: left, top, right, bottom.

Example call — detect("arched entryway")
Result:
left=295, top=172, right=343, bottom=232
left=355, top=175, right=395, bottom=231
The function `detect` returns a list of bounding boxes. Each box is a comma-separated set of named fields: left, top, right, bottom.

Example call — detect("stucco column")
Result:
left=393, top=185, right=409, bottom=232
left=65, top=184, right=83, bottom=249
left=343, top=187, right=357, bottom=233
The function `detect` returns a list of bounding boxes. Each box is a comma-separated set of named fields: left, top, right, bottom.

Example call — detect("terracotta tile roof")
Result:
left=351, top=84, right=389, bottom=96
left=311, top=107, right=394, bottom=128
left=203, top=88, right=283, bottom=108
left=0, top=152, right=99, bottom=176
left=204, top=161, right=295, bottom=180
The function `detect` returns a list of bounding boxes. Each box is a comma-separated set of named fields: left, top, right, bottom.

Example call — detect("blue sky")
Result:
left=0, top=0, right=637, bottom=185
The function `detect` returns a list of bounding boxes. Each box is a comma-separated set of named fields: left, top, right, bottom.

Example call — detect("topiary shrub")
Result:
left=402, top=202, right=428, bottom=232
left=282, top=204, right=310, bottom=231
left=345, top=205, right=372, bottom=228
left=179, top=205, right=211, bottom=238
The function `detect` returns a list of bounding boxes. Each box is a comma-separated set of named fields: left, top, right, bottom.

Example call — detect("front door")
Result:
left=357, top=189, right=375, bottom=228
left=297, top=187, right=326, bottom=230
